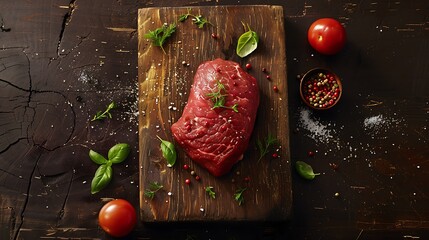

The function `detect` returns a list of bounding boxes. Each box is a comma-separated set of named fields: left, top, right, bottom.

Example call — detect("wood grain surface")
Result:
left=1, top=0, right=428, bottom=239
left=138, top=6, right=291, bottom=222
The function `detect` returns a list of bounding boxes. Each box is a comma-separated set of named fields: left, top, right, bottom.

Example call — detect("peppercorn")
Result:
left=245, top=63, right=252, bottom=70
left=273, top=85, right=279, bottom=92
left=185, top=179, right=191, bottom=185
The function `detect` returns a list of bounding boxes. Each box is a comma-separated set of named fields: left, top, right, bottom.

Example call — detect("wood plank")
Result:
left=138, top=5, right=291, bottom=222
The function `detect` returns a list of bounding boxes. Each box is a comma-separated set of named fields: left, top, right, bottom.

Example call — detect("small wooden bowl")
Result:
left=299, top=68, right=342, bottom=110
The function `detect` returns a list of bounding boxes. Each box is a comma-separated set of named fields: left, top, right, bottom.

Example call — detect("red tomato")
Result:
left=307, top=18, right=346, bottom=55
left=98, top=199, right=137, bottom=237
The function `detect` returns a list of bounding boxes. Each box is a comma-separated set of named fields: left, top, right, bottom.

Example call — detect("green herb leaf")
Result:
left=257, top=133, right=278, bottom=162
left=89, top=150, right=108, bottom=165
left=91, top=164, right=113, bottom=194
left=143, top=190, right=155, bottom=200
left=144, top=23, right=176, bottom=54
left=207, top=81, right=239, bottom=112
left=205, top=186, right=216, bottom=199
left=108, top=143, right=131, bottom=164
left=295, top=161, right=320, bottom=180
left=144, top=190, right=153, bottom=199
left=178, top=8, right=191, bottom=22
left=148, top=181, right=163, bottom=191
left=157, top=136, right=176, bottom=167
left=233, top=187, right=247, bottom=206
left=144, top=181, right=163, bottom=199
left=107, top=101, right=116, bottom=110
left=192, top=15, right=210, bottom=28
left=230, top=104, right=239, bottom=113
left=91, top=101, right=116, bottom=121
left=178, top=14, right=189, bottom=22
left=236, top=24, right=259, bottom=58
left=178, top=8, right=211, bottom=28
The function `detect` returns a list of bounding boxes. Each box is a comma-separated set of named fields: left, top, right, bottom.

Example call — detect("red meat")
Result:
left=171, top=58, right=260, bottom=176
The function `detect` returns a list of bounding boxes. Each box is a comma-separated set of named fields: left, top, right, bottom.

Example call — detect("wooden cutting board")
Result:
left=138, top=5, right=291, bottom=222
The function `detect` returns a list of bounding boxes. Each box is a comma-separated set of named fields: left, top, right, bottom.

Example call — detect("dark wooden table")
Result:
left=1, top=0, right=428, bottom=239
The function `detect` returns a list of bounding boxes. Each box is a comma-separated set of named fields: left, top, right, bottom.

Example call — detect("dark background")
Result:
left=0, top=0, right=428, bottom=239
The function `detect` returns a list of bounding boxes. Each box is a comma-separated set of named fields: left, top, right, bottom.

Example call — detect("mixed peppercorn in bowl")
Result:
left=299, top=68, right=342, bottom=110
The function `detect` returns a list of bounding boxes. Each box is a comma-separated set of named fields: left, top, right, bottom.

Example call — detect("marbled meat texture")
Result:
left=171, top=58, right=260, bottom=176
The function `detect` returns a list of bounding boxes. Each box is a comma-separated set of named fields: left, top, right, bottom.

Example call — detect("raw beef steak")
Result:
left=171, top=58, right=260, bottom=176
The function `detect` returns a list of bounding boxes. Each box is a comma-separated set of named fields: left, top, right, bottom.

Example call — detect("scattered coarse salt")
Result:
left=363, top=114, right=403, bottom=136
left=364, top=114, right=384, bottom=130
left=78, top=71, right=90, bottom=84
left=298, top=108, right=336, bottom=145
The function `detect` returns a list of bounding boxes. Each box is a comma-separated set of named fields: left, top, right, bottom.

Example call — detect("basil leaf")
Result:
left=295, top=161, right=320, bottom=180
left=91, top=164, right=113, bottom=194
left=157, top=136, right=176, bottom=167
left=89, top=150, right=108, bottom=165
left=108, top=143, right=131, bottom=164
left=236, top=27, right=259, bottom=58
